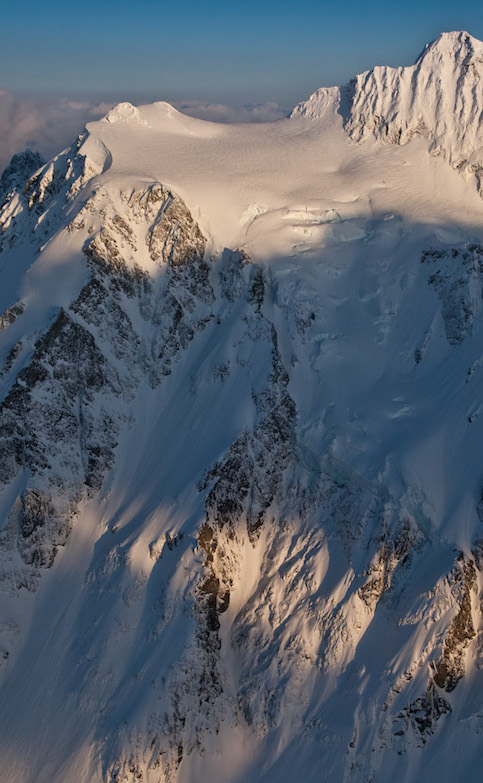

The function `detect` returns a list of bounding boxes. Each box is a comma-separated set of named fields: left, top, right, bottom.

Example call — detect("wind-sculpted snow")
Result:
left=3, top=35, right=483, bottom=783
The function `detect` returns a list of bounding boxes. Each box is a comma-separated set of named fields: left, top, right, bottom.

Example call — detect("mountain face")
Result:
left=1, top=31, right=483, bottom=783
left=293, top=31, right=483, bottom=193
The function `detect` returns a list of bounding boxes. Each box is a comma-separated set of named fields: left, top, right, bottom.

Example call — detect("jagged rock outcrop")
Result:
left=0, top=306, right=124, bottom=575
left=0, top=175, right=217, bottom=591
left=392, top=681, right=452, bottom=747
left=433, top=553, right=478, bottom=691
left=358, top=519, right=420, bottom=609
left=197, top=287, right=296, bottom=625
left=0, top=300, right=24, bottom=333
left=0, top=149, right=45, bottom=208
left=421, top=244, right=483, bottom=345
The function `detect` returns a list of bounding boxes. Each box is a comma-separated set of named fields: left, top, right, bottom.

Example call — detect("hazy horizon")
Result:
left=1, top=1, right=483, bottom=171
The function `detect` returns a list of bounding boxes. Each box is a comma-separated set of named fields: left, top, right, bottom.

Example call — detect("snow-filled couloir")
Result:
left=1, top=30, right=483, bottom=783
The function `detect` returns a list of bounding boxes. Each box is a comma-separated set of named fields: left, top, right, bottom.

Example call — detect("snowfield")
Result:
left=1, top=30, right=483, bottom=783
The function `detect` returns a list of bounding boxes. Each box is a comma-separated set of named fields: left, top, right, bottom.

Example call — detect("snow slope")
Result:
left=1, top=30, right=483, bottom=783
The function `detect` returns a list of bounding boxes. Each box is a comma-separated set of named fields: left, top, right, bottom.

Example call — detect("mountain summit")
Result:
left=1, top=32, right=483, bottom=783
left=347, top=31, right=483, bottom=175
left=293, top=31, right=483, bottom=191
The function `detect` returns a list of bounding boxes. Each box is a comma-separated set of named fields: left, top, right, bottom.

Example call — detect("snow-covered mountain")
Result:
left=294, top=30, right=483, bottom=193
left=1, top=31, right=483, bottom=783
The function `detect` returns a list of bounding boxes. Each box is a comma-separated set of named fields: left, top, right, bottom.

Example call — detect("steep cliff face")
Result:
left=346, top=32, right=483, bottom=171
left=0, top=166, right=217, bottom=592
left=293, top=31, right=483, bottom=194
left=2, top=33, right=483, bottom=783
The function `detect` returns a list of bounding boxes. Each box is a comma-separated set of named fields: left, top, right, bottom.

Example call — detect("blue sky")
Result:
left=3, top=0, right=483, bottom=106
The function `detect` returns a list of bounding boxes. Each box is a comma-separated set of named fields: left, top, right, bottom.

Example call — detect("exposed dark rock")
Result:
left=0, top=307, right=125, bottom=568
left=422, top=244, right=483, bottom=344
left=204, top=321, right=295, bottom=542
left=144, top=185, right=206, bottom=267
left=393, top=681, right=451, bottom=746
left=358, top=520, right=419, bottom=608
left=219, top=249, right=250, bottom=301
left=0, top=149, right=45, bottom=208
left=248, top=266, right=266, bottom=308
left=0, top=300, right=24, bottom=333
left=17, top=489, right=71, bottom=568
left=0, top=340, right=23, bottom=378
left=433, top=554, right=477, bottom=691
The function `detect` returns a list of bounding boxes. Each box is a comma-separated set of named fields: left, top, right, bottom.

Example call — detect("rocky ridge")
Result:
left=293, top=31, right=483, bottom=194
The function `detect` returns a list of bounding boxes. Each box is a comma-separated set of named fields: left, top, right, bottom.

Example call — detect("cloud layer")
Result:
left=0, top=89, right=114, bottom=172
left=175, top=100, right=288, bottom=124
left=0, top=90, right=289, bottom=174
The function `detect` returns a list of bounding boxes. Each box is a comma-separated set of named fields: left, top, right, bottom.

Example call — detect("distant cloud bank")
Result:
left=175, top=101, right=288, bottom=124
left=0, top=90, right=289, bottom=174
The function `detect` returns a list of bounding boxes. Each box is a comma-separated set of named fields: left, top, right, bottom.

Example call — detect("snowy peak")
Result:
left=104, top=101, right=148, bottom=125
left=292, top=31, right=483, bottom=193
left=290, top=85, right=342, bottom=120
left=345, top=30, right=483, bottom=185
left=419, top=29, right=483, bottom=60
left=103, top=100, right=193, bottom=129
